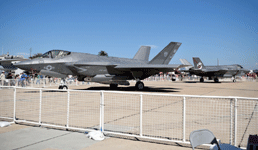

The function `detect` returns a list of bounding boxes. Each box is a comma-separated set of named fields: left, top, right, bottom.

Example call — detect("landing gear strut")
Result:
left=58, top=78, right=68, bottom=90
left=110, top=84, right=118, bottom=89
left=232, top=76, right=236, bottom=82
left=214, top=78, right=219, bottom=83
left=135, top=81, right=144, bottom=90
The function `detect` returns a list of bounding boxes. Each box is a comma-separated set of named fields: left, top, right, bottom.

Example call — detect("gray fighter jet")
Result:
left=15, top=42, right=186, bottom=90
left=180, top=57, right=249, bottom=82
left=0, top=53, right=27, bottom=73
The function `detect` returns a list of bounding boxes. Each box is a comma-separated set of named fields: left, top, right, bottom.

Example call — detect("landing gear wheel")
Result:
left=135, top=81, right=144, bottom=90
left=200, top=78, right=204, bottom=82
left=62, top=85, right=68, bottom=90
left=58, top=85, right=68, bottom=90
left=110, top=84, right=118, bottom=89
left=214, top=78, right=219, bottom=83
left=233, top=79, right=236, bottom=82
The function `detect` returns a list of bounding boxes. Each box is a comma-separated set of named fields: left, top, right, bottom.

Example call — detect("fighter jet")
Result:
left=15, top=42, right=186, bottom=90
left=180, top=57, right=249, bottom=82
left=0, top=53, right=27, bottom=74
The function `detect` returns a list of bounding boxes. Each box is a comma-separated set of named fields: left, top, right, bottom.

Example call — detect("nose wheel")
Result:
left=135, top=81, right=144, bottom=90
left=58, top=78, right=68, bottom=90
left=59, top=85, right=68, bottom=90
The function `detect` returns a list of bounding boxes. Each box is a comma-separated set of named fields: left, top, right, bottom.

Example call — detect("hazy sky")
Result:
left=1, top=0, right=257, bottom=69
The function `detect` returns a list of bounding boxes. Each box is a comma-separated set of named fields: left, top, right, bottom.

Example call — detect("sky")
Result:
left=0, top=0, right=257, bottom=69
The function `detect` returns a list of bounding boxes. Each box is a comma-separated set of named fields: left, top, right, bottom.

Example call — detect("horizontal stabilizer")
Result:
left=180, top=59, right=193, bottom=70
left=180, top=59, right=192, bottom=66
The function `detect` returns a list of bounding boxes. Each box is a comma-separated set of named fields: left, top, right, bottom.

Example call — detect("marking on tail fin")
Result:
left=164, top=52, right=168, bottom=57
left=197, top=62, right=203, bottom=69
left=193, top=58, right=198, bottom=64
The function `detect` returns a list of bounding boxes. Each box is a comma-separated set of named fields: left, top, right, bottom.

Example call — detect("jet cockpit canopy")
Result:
left=41, top=50, right=71, bottom=58
left=237, top=64, right=243, bottom=69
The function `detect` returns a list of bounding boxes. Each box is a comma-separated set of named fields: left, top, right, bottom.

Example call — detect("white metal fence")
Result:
left=0, top=86, right=257, bottom=148
left=0, top=78, right=96, bottom=88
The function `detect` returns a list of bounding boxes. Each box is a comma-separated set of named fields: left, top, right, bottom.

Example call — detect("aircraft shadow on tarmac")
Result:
left=79, top=86, right=181, bottom=93
left=183, top=81, right=220, bottom=83
left=24, top=90, right=67, bottom=93
left=22, top=87, right=180, bottom=93
left=182, top=81, right=236, bottom=83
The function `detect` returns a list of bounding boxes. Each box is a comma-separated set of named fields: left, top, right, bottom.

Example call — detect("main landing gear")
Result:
left=200, top=77, right=220, bottom=83
left=232, top=76, right=236, bottom=82
left=200, top=77, right=204, bottom=82
left=135, top=81, right=144, bottom=90
left=214, top=78, right=219, bottom=83
left=110, top=84, right=118, bottom=89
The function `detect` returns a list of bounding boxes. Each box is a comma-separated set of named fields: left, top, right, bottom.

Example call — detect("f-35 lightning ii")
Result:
left=15, top=42, right=185, bottom=90
left=180, top=57, right=249, bottom=83
left=0, top=53, right=27, bottom=73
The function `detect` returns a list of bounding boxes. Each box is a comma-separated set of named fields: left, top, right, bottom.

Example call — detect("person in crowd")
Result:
left=0, top=71, right=6, bottom=86
left=36, top=74, right=41, bottom=85
left=19, top=72, right=27, bottom=87
left=6, top=71, right=15, bottom=86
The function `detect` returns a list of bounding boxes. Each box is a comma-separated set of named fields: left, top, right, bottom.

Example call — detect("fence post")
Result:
left=140, top=93, right=143, bottom=137
left=99, top=91, right=102, bottom=131
left=234, top=98, right=238, bottom=146
left=183, top=97, right=186, bottom=142
left=66, top=90, right=70, bottom=129
left=13, top=87, right=16, bottom=122
left=39, top=89, right=42, bottom=125
left=230, top=98, right=233, bottom=145
left=100, top=91, right=104, bottom=132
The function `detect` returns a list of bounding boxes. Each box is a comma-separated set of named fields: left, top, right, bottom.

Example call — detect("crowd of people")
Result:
left=0, top=70, right=257, bottom=87
left=0, top=71, right=64, bottom=87
left=0, top=71, right=29, bottom=87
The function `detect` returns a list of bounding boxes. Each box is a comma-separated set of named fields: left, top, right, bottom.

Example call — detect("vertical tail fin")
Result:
left=192, top=57, right=205, bottom=69
left=180, top=59, right=193, bottom=70
left=133, top=46, right=151, bottom=61
left=149, top=42, right=181, bottom=64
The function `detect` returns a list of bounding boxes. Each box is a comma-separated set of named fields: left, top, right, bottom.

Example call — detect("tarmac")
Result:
left=0, top=80, right=257, bottom=150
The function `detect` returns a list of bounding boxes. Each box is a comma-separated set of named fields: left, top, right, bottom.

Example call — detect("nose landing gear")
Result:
left=58, top=78, right=68, bottom=90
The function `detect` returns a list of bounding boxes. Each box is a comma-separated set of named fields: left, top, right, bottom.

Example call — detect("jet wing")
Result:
left=0, top=59, right=28, bottom=66
left=115, top=64, right=188, bottom=69
left=193, top=69, right=228, bottom=76
left=73, top=61, right=188, bottom=70
left=0, top=58, right=28, bottom=63
left=115, top=64, right=185, bottom=69
left=201, top=68, right=227, bottom=73
left=74, top=61, right=116, bottom=66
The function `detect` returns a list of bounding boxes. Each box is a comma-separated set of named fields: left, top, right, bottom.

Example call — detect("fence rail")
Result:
left=0, top=86, right=257, bottom=149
